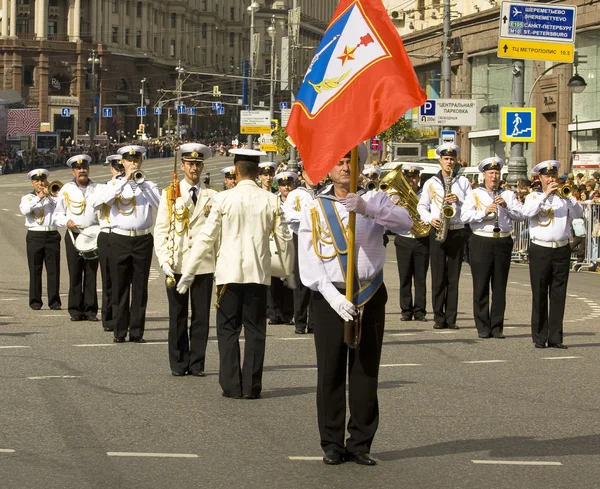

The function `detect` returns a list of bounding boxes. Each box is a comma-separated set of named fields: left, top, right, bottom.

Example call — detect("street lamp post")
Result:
left=140, top=78, right=146, bottom=137
left=267, top=15, right=276, bottom=162
left=175, top=60, right=184, bottom=140
left=247, top=1, right=260, bottom=148
left=88, top=50, right=100, bottom=155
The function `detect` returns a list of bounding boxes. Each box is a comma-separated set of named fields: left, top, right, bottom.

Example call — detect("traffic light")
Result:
left=212, top=86, right=220, bottom=97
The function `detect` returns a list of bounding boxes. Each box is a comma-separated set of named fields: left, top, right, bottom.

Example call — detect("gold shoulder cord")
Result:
left=537, top=207, right=554, bottom=227
left=310, top=206, right=338, bottom=260
left=32, top=208, right=45, bottom=225
left=116, top=194, right=136, bottom=215
left=64, top=192, right=86, bottom=215
left=430, top=183, right=443, bottom=206
left=295, top=195, right=301, bottom=212
left=102, top=204, right=111, bottom=223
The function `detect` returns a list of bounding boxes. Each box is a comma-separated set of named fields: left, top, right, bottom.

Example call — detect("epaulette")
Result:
left=208, top=186, right=221, bottom=193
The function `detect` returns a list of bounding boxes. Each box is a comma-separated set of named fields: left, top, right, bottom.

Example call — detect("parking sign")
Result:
left=61, top=108, right=71, bottom=117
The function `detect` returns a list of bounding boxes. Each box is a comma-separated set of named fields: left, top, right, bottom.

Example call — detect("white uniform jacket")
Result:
left=281, top=186, right=315, bottom=234
left=417, top=173, right=471, bottom=228
left=522, top=192, right=584, bottom=242
left=20, top=192, right=58, bottom=228
left=461, top=187, right=524, bottom=233
left=154, top=180, right=219, bottom=275
left=54, top=180, right=99, bottom=228
left=181, top=180, right=294, bottom=286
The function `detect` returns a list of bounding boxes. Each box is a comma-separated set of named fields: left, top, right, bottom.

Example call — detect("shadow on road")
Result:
left=263, top=379, right=414, bottom=399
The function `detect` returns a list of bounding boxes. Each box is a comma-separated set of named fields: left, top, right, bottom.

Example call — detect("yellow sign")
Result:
left=241, top=126, right=271, bottom=135
left=39, top=122, right=51, bottom=133
left=497, top=39, right=574, bottom=63
left=260, top=144, right=277, bottom=152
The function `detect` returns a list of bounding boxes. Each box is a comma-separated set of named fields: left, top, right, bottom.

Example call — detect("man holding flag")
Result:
left=288, top=0, right=426, bottom=466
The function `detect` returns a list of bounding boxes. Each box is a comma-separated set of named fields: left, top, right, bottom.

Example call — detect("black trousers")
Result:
left=26, top=230, right=61, bottom=309
left=293, top=234, right=312, bottom=330
left=110, top=233, right=154, bottom=340
left=166, top=273, right=213, bottom=374
left=394, top=234, right=430, bottom=320
left=65, top=231, right=98, bottom=319
left=429, top=227, right=464, bottom=327
left=528, top=243, right=571, bottom=346
left=216, top=283, right=267, bottom=398
left=267, top=277, right=293, bottom=322
left=97, top=232, right=115, bottom=330
left=469, top=234, right=513, bottom=336
left=313, top=284, right=387, bottom=455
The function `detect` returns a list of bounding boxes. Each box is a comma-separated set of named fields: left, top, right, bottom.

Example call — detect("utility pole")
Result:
left=442, top=0, right=452, bottom=132
left=175, top=60, right=184, bottom=140
left=140, top=78, right=146, bottom=137
left=268, top=15, right=276, bottom=162
left=287, top=0, right=299, bottom=172
left=248, top=2, right=260, bottom=148
left=506, top=59, right=526, bottom=185
left=88, top=50, right=100, bottom=154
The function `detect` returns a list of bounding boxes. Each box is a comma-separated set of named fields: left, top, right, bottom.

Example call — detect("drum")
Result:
left=74, top=225, right=101, bottom=260
left=270, top=235, right=286, bottom=278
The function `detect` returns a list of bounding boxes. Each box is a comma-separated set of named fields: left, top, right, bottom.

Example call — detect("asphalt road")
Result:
left=0, top=159, right=599, bottom=488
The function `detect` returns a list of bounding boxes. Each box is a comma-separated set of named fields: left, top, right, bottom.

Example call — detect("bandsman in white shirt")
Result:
left=417, top=144, right=471, bottom=330
left=282, top=167, right=316, bottom=334
left=461, top=157, right=524, bottom=339
left=298, top=145, right=412, bottom=466
left=362, top=165, right=381, bottom=190
left=89, top=145, right=160, bottom=343
left=522, top=160, right=583, bottom=349
left=19, top=169, right=62, bottom=310
left=96, top=154, right=124, bottom=332
left=393, top=165, right=430, bottom=322
left=55, top=154, right=99, bottom=322
left=257, top=161, right=277, bottom=192
left=221, top=166, right=236, bottom=190
left=154, top=143, right=218, bottom=377
left=177, top=149, right=294, bottom=399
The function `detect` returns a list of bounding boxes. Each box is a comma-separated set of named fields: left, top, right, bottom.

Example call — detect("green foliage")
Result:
left=163, top=117, right=176, bottom=131
left=378, top=117, right=420, bottom=143
left=272, top=127, right=291, bottom=156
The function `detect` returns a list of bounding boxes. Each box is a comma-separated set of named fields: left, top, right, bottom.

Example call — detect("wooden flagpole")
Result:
left=343, top=146, right=359, bottom=347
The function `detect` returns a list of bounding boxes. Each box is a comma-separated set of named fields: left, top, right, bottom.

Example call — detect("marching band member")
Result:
left=19, top=169, right=61, bottom=310
left=154, top=143, right=218, bottom=377
left=221, top=166, right=236, bottom=189
left=394, top=165, right=430, bottom=322
left=96, top=155, right=124, bottom=332
left=177, top=149, right=294, bottom=400
left=461, top=157, right=524, bottom=339
left=298, top=145, right=412, bottom=466
left=55, top=154, right=99, bottom=322
left=267, top=171, right=296, bottom=326
left=89, top=145, right=160, bottom=343
left=522, top=160, right=583, bottom=349
left=258, top=161, right=277, bottom=192
left=417, top=144, right=471, bottom=330
left=362, top=166, right=381, bottom=190
left=282, top=167, right=316, bottom=334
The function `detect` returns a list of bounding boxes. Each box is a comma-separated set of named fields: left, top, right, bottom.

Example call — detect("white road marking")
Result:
left=462, top=360, right=507, bottom=364
left=14, top=214, right=21, bottom=217
left=0, top=298, right=19, bottom=301
left=0, top=316, right=14, bottom=318
left=434, top=330, right=457, bottom=334
left=1, top=208, right=9, bottom=211
left=39, top=314, right=64, bottom=317
left=288, top=456, right=322, bottom=461
left=107, top=452, right=199, bottom=458
left=279, top=337, right=312, bottom=341
left=138, top=341, right=168, bottom=345
left=381, top=363, right=422, bottom=367
left=0, top=449, right=16, bottom=453
left=388, top=333, right=417, bottom=336
left=27, top=375, right=81, bottom=380
left=541, top=356, right=582, bottom=360
left=472, top=460, right=562, bottom=466
left=74, top=344, right=114, bottom=347
left=0, top=346, right=30, bottom=349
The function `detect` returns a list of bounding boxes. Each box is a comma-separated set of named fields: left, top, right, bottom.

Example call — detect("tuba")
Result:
left=435, top=176, right=455, bottom=243
left=48, top=181, right=63, bottom=197
left=378, top=166, right=430, bottom=238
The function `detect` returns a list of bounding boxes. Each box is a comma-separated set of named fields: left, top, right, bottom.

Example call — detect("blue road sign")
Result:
left=137, top=107, right=146, bottom=117
left=217, top=107, right=225, bottom=115
left=440, top=130, right=456, bottom=145
left=154, top=107, right=162, bottom=115
left=188, top=107, right=195, bottom=115
left=420, top=100, right=436, bottom=117
left=501, top=107, right=536, bottom=142
left=279, top=102, right=288, bottom=110
left=102, top=108, right=112, bottom=118
left=61, top=108, right=71, bottom=117
left=177, top=104, right=186, bottom=114
left=500, top=2, right=576, bottom=43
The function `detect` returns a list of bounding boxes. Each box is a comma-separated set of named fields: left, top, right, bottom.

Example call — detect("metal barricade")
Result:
left=511, top=220, right=530, bottom=263
left=576, top=202, right=600, bottom=271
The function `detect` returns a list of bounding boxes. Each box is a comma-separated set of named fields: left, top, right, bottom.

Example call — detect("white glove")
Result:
left=162, top=262, right=175, bottom=278
left=344, top=193, right=367, bottom=215
left=329, top=295, right=357, bottom=322
left=283, top=273, right=297, bottom=290
left=176, top=273, right=194, bottom=295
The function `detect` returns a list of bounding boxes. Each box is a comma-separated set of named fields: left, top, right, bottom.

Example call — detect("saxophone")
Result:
left=434, top=176, right=456, bottom=243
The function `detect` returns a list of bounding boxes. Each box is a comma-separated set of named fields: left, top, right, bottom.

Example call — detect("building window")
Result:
left=161, top=38, right=165, bottom=55
left=153, top=9, right=157, bottom=24
left=229, top=31, right=234, bottom=48
left=125, top=1, right=130, bottom=15
left=230, top=7, right=234, bottom=21
left=136, top=30, right=141, bottom=47
left=170, top=40, right=175, bottom=57
left=125, top=29, right=130, bottom=44
left=112, top=26, right=118, bottom=43
left=136, top=2, right=141, bottom=17
left=153, top=37, right=157, bottom=52
left=264, top=58, right=271, bottom=76
left=202, top=0, right=207, bottom=11
left=171, top=13, right=176, bottom=28
left=112, top=0, right=118, bottom=13
left=24, top=66, right=34, bottom=86
left=201, top=23, right=207, bottom=39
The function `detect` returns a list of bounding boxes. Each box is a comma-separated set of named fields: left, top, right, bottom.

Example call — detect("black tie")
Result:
left=190, top=187, right=198, bottom=205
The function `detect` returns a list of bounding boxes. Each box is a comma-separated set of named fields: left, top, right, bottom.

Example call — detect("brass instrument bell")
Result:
left=48, top=181, right=63, bottom=197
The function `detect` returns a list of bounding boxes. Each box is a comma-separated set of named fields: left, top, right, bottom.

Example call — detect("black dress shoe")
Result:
left=85, top=316, right=99, bottom=322
left=295, top=328, right=306, bottom=334
left=103, top=326, right=113, bottom=332
left=414, top=317, right=427, bottom=322
left=171, top=371, right=187, bottom=377
left=284, top=320, right=295, bottom=326
left=493, top=333, right=506, bottom=339
left=433, top=323, right=446, bottom=329
left=268, top=319, right=282, bottom=325
left=49, top=305, right=62, bottom=310
left=222, top=392, right=242, bottom=399
left=534, top=343, right=546, bottom=349
left=549, top=343, right=568, bottom=349
left=113, top=337, right=126, bottom=343
left=478, top=333, right=492, bottom=339
left=348, top=452, right=377, bottom=466
left=189, top=371, right=206, bottom=377
left=400, top=316, right=412, bottom=321
left=307, top=329, right=314, bottom=334
left=242, top=393, right=261, bottom=400
left=129, top=337, right=146, bottom=343
left=323, top=450, right=345, bottom=465
left=70, top=316, right=84, bottom=322
left=447, top=324, right=460, bottom=330
left=30, top=304, right=42, bottom=310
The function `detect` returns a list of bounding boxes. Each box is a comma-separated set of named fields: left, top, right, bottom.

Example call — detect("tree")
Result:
left=377, top=117, right=420, bottom=144
left=163, top=117, right=176, bottom=132
left=272, top=127, right=291, bottom=156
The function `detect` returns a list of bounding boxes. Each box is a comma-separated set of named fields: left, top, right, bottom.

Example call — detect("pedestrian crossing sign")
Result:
left=501, top=107, right=536, bottom=143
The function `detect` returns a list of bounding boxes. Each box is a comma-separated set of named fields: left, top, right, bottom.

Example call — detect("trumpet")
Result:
left=557, top=184, right=572, bottom=199
left=48, top=180, right=63, bottom=197
left=132, top=170, right=145, bottom=185
left=366, top=180, right=378, bottom=191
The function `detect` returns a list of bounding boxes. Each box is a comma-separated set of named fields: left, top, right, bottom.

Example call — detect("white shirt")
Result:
left=88, top=176, right=160, bottom=231
left=417, top=174, right=471, bottom=227
left=95, top=178, right=116, bottom=230
left=282, top=186, right=314, bottom=234
left=54, top=180, right=99, bottom=228
left=298, top=190, right=412, bottom=304
left=461, top=187, right=524, bottom=232
left=522, top=192, right=584, bottom=242
left=19, top=193, right=58, bottom=228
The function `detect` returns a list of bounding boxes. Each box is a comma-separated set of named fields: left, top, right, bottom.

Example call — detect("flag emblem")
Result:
left=297, top=3, right=389, bottom=118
